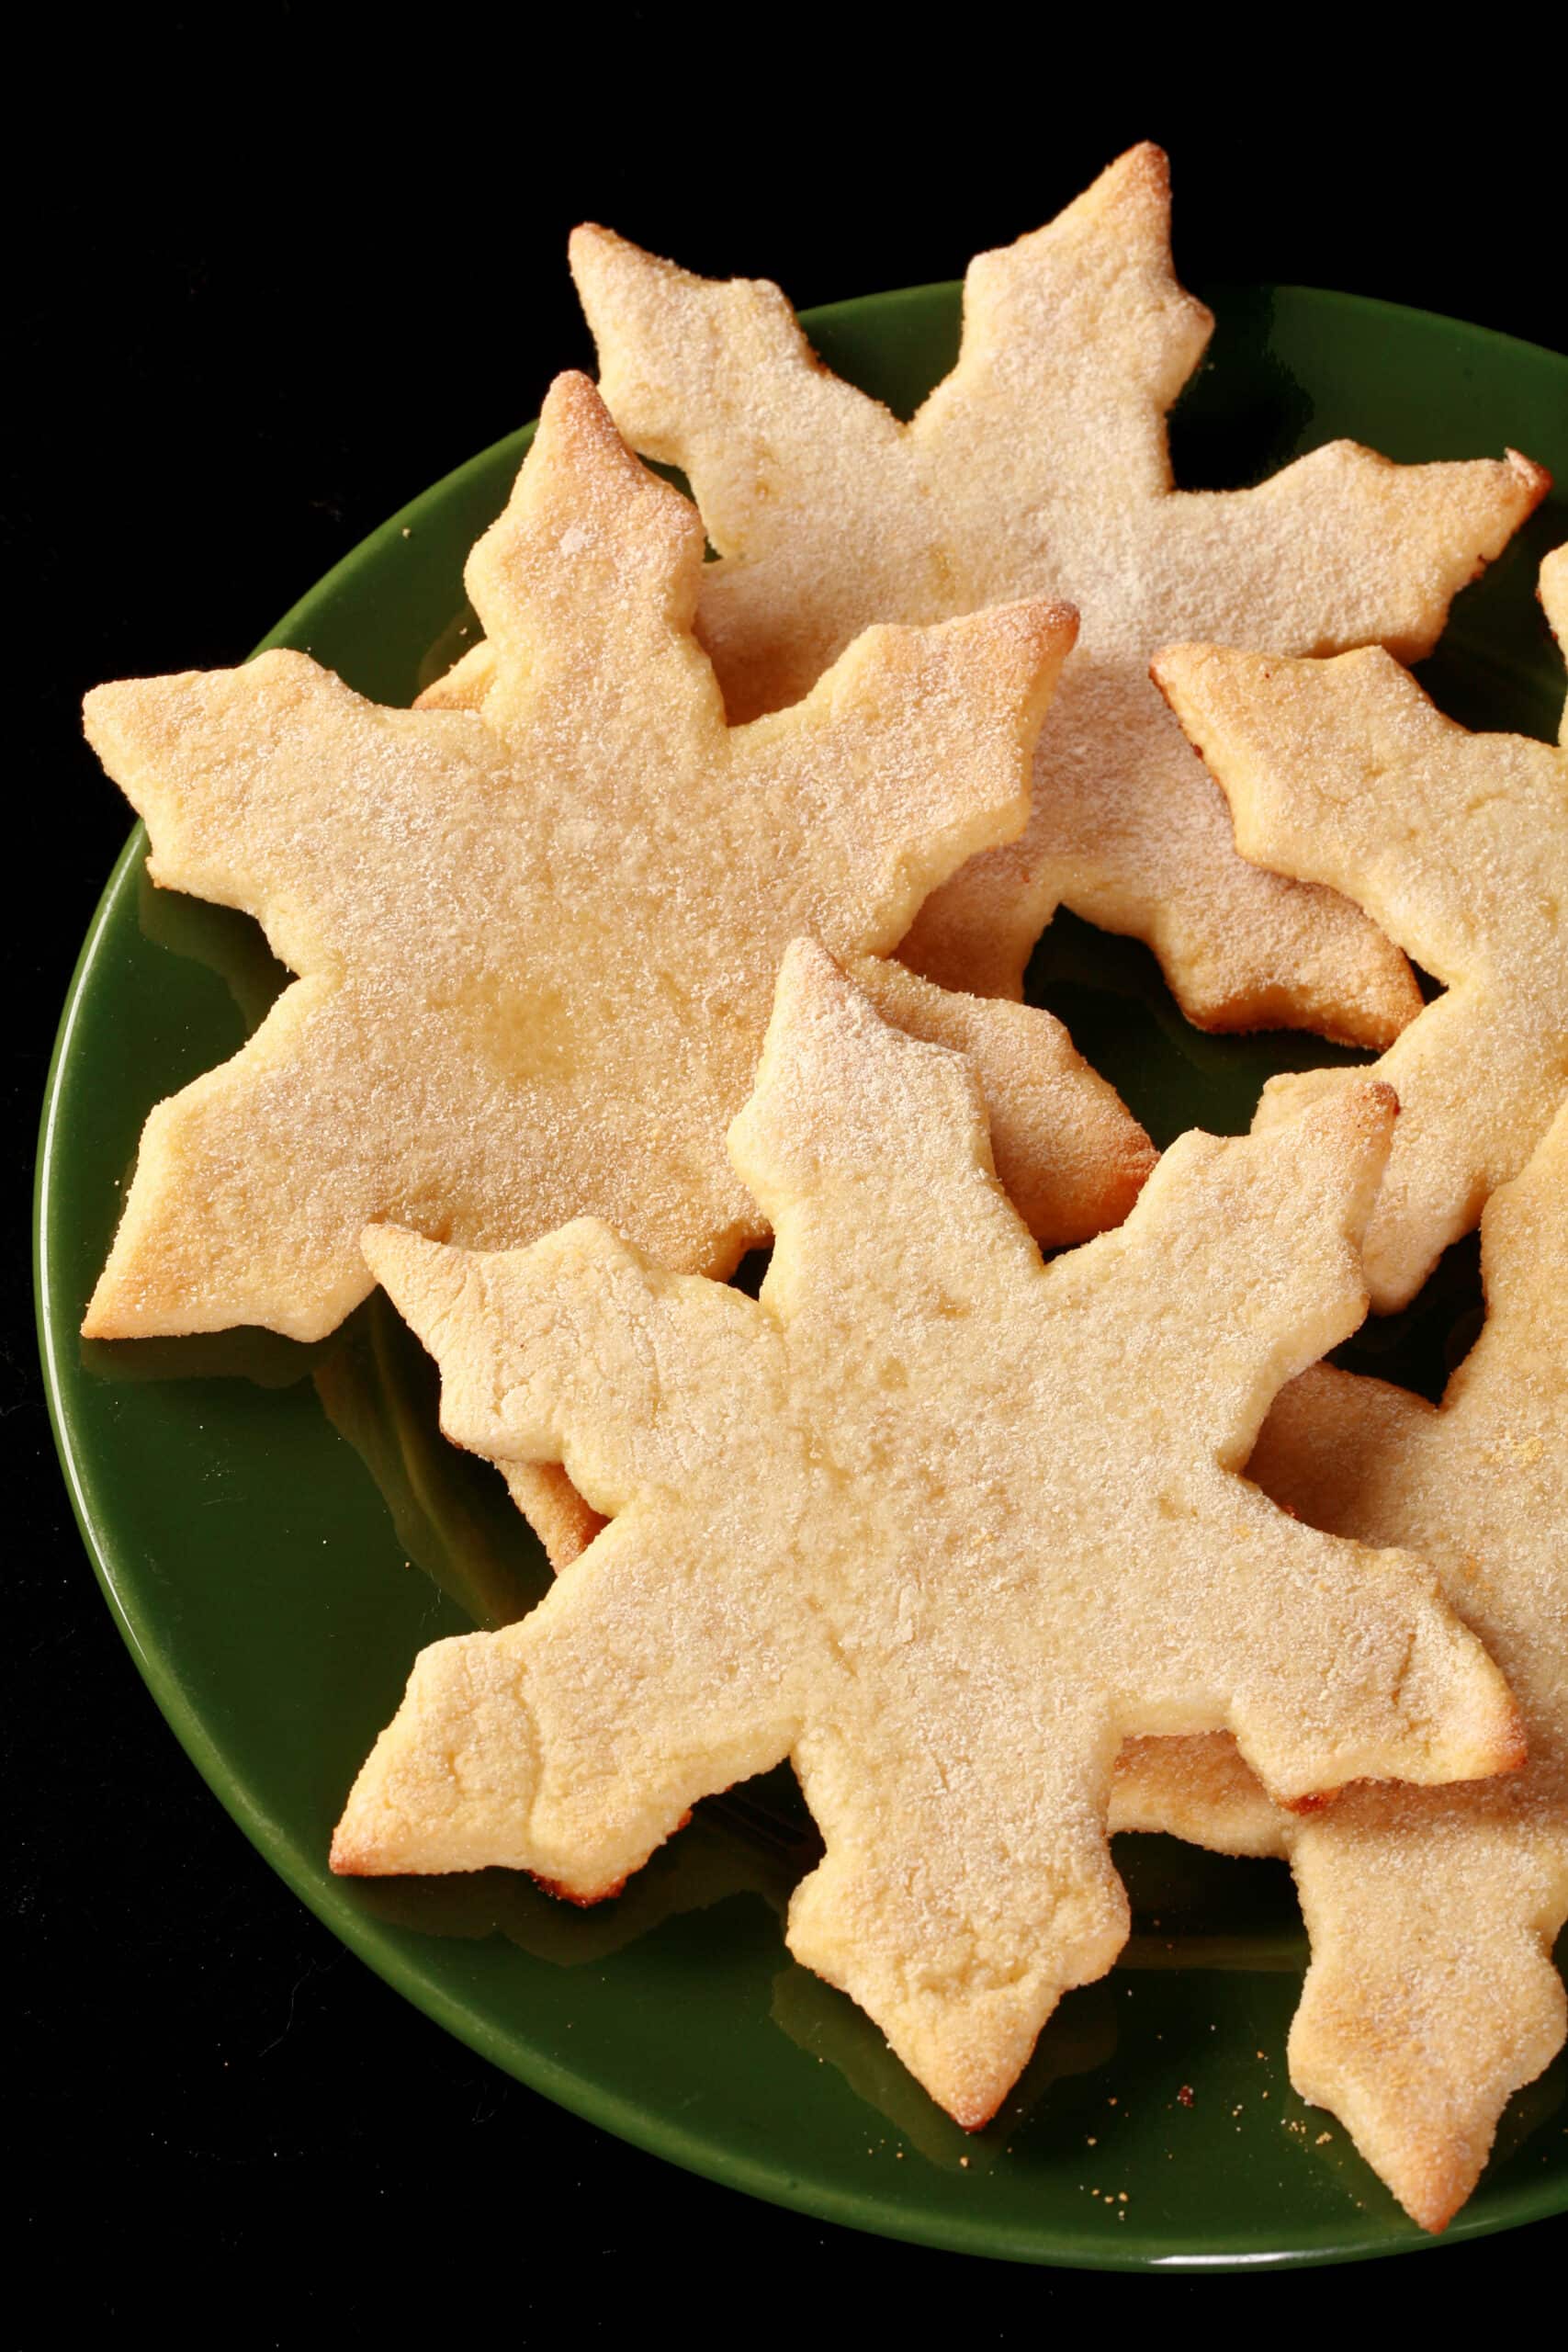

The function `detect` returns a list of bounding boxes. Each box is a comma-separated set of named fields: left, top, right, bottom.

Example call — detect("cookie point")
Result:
left=777, top=933, right=840, bottom=987
left=1121, top=137, right=1171, bottom=181
left=1147, top=641, right=1211, bottom=701
left=1281, top=1785, right=1339, bottom=1816
left=328, top=1822, right=372, bottom=1876
left=360, top=1220, right=454, bottom=1305
left=1497, top=1708, right=1530, bottom=1779
left=1505, top=448, right=1552, bottom=503
left=773, top=936, right=859, bottom=1030
left=1302, top=1077, right=1400, bottom=1164
left=533, top=1870, right=626, bottom=1908
left=79, top=1288, right=117, bottom=1341
left=540, top=367, right=605, bottom=424
left=1364, top=2132, right=1475, bottom=2236
left=358, top=1219, right=403, bottom=1280
left=1086, top=139, right=1171, bottom=205
left=1018, top=595, right=1079, bottom=659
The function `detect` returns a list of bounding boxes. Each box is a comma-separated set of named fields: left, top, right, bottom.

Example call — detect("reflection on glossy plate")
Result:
left=37, top=281, right=1568, bottom=2267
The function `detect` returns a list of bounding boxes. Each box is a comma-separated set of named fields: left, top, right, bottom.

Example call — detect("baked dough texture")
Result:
left=560, top=144, right=1546, bottom=1039
left=333, top=942, right=1521, bottom=2130
left=1113, top=1098, right=1568, bottom=2231
left=81, top=371, right=1150, bottom=1346
left=1154, top=546, right=1568, bottom=1312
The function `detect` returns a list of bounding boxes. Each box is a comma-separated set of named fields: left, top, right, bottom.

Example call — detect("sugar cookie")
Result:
left=82, top=373, right=1146, bottom=1352
left=561, top=146, right=1546, bottom=1039
left=334, top=943, right=1521, bottom=2129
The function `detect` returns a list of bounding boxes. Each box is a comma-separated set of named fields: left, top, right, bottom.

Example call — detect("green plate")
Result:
left=37, top=282, right=1568, bottom=2269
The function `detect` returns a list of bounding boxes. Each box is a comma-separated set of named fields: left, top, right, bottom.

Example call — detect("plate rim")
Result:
left=36, top=279, right=1568, bottom=2272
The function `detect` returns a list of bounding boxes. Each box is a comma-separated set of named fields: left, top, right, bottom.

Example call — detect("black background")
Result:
left=11, top=14, right=1565, bottom=2325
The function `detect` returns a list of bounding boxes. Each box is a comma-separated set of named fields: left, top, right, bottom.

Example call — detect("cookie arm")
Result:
left=570, top=224, right=902, bottom=564
left=729, top=944, right=1050, bottom=1324
left=752, top=599, right=1077, bottom=957
left=850, top=959, right=1155, bottom=1244
left=332, top=1512, right=803, bottom=1891
left=83, top=977, right=377, bottom=1340
left=362, top=1219, right=778, bottom=1518
left=1188, top=442, right=1548, bottom=664
left=788, top=1679, right=1129, bottom=2129
left=1287, top=1800, right=1568, bottom=2233
left=83, top=651, right=472, bottom=975
left=1109, top=1360, right=1443, bottom=1856
left=1072, top=1083, right=1396, bottom=1460
left=917, top=142, right=1213, bottom=507
left=459, top=371, right=725, bottom=751
left=1181, top=1492, right=1522, bottom=1802
left=1151, top=639, right=1529, bottom=979
left=901, top=667, right=1423, bottom=1042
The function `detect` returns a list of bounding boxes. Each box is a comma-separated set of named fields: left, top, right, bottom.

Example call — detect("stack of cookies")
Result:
left=80, top=147, right=1565, bottom=2237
